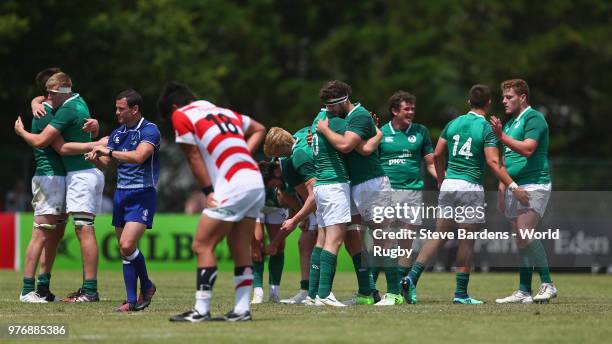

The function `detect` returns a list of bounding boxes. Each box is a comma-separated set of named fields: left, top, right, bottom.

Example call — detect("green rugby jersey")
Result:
left=49, top=94, right=94, bottom=172
left=32, top=103, right=66, bottom=176
left=280, top=157, right=300, bottom=192
left=503, top=107, right=551, bottom=185
left=441, top=111, right=498, bottom=185
left=379, top=121, right=433, bottom=190
left=290, top=127, right=315, bottom=184
left=311, top=110, right=349, bottom=186
left=280, top=128, right=315, bottom=194
left=344, top=104, right=386, bottom=185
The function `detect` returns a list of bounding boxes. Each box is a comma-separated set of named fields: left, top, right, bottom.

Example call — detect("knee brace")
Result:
left=348, top=224, right=363, bottom=231
left=33, top=222, right=56, bottom=230
left=74, top=214, right=95, bottom=228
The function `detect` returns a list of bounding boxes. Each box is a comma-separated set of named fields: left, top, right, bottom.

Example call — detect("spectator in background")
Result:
left=5, top=179, right=31, bottom=212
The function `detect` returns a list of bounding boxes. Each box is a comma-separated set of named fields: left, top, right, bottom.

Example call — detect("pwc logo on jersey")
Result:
left=388, top=158, right=406, bottom=165
left=408, top=135, right=417, bottom=143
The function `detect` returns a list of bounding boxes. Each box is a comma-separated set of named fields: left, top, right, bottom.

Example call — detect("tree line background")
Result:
left=1, top=0, right=611, bottom=211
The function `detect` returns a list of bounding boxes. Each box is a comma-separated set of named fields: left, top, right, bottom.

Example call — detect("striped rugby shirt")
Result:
left=171, top=100, right=263, bottom=198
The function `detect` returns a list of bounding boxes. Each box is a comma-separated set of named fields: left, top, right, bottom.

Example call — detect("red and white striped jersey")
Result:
left=172, top=100, right=263, bottom=198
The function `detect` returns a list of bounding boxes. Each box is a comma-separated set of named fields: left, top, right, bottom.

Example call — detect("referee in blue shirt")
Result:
left=86, top=89, right=160, bottom=312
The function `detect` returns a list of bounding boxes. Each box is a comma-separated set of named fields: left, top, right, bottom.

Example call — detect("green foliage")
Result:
left=2, top=0, right=612, bottom=208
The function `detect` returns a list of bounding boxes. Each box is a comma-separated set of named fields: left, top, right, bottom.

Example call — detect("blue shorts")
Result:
left=112, top=188, right=157, bottom=229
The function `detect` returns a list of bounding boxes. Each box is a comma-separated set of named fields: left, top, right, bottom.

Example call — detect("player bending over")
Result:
left=159, top=82, right=266, bottom=322
left=262, top=127, right=318, bottom=304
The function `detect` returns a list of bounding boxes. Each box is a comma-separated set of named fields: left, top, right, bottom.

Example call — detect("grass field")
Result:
left=1, top=270, right=611, bottom=343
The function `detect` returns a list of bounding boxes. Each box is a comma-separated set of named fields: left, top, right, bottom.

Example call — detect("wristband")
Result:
left=108, top=149, right=114, bottom=158
left=508, top=182, right=519, bottom=191
left=201, top=185, right=214, bottom=196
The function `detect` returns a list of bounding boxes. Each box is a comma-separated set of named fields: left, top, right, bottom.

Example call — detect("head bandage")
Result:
left=324, top=95, right=349, bottom=106
left=48, top=86, right=72, bottom=94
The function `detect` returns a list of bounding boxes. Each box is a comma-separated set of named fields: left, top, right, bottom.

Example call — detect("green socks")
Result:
left=518, top=248, right=533, bottom=293
left=408, top=261, right=425, bottom=286
left=517, top=240, right=552, bottom=293
left=82, top=279, right=97, bottom=295
left=317, top=250, right=337, bottom=299
left=21, top=272, right=51, bottom=294
left=371, top=267, right=381, bottom=284
left=526, top=240, right=552, bottom=284
left=384, top=257, right=400, bottom=295
left=22, top=277, right=35, bottom=295
left=308, top=247, right=322, bottom=299
left=455, top=272, right=470, bottom=297
left=253, top=259, right=264, bottom=288
left=37, top=273, right=51, bottom=288
left=351, top=252, right=373, bottom=296
left=268, top=252, right=284, bottom=286
left=398, top=266, right=411, bottom=279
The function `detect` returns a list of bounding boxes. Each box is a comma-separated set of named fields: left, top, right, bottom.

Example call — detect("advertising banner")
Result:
left=11, top=213, right=354, bottom=272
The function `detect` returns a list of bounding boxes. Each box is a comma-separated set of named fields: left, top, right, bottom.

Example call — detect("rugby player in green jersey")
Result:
left=309, top=107, right=380, bottom=307
left=375, top=91, right=437, bottom=304
left=250, top=174, right=288, bottom=304
left=315, top=80, right=387, bottom=306
left=15, top=72, right=105, bottom=302
left=16, top=68, right=68, bottom=303
left=491, top=79, right=557, bottom=304
left=15, top=68, right=102, bottom=303
left=401, top=85, right=529, bottom=305
left=262, top=127, right=318, bottom=304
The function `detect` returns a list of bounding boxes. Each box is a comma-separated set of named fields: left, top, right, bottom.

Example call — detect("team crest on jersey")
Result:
left=407, top=135, right=417, bottom=143
left=114, top=135, right=120, bottom=144
left=142, top=209, right=149, bottom=221
left=384, top=137, right=394, bottom=142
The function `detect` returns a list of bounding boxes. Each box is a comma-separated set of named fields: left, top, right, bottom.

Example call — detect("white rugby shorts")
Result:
left=66, top=168, right=104, bottom=215
left=204, top=187, right=265, bottom=222
left=257, top=207, right=288, bottom=225
left=350, top=176, right=392, bottom=220
left=437, top=179, right=485, bottom=224
left=306, top=213, right=317, bottom=231
left=31, top=175, right=66, bottom=216
left=505, top=183, right=551, bottom=219
left=314, top=183, right=351, bottom=228
left=390, top=189, right=424, bottom=225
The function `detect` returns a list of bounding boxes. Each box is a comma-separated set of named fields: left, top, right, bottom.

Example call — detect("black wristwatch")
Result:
left=202, top=185, right=214, bottom=196
left=108, top=148, right=114, bottom=158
